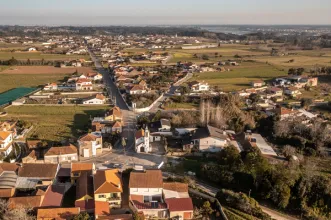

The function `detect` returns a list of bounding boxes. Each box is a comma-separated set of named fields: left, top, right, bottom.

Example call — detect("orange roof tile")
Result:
left=135, top=129, right=144, bottom=139
left=129, top=170, right=163, bottom=188
left=95, top=201, right=110, bottom=217
left=45, top=145, right=77, bottom=156
left=71, top=163, right=93, bottom=173
left=0, top=131, right=11, bottom=140
left=37, top=207, right=80, bottom=220
left=79, top=133, right=99, bottom=142
left=163, top=182, right=188, bottom=192
left=8, top=196, right=43, bottom=209
left=94, top=169, right=122, bottom=194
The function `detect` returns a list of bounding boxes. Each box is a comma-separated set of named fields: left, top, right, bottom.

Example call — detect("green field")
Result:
left=0, top=52, right=89, bottom=60
left=3, top=105, right=110, bottom=141
left=190, top=62, right=287, bottom=91
left=163, top=102, right=198, bottom=110
left=0, top=73, right=69, bottom=93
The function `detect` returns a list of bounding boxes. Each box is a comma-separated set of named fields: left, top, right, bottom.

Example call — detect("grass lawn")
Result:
left=0, top=73, right=69, bottom=93
left=3, top=105, right=110, bottom=141
left=163, top=102, right=198, bottom=110
left=191, top=62, right=287, bottom=91
left=0, top=52, right=89, bottom=60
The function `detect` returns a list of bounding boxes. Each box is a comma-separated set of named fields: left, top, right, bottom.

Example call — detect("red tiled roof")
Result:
left=95, top=201, right=110, bottom=216
left=163, top=182, right=188, bottom=192
left=79, top=133, right=99, bottom=142
left=45, top=144, right=77, bottom=156
left=71, top=163, right=93, bottom=173
left=165, top=198, right=193, bottom=212
left=135, top=129, right=144, bottom=139
left=41, top=185, right=65, bottom=207
left=129, top=170, right=163, bottom=188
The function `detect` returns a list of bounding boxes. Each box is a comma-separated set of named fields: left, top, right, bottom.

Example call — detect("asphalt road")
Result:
left=88, top=50, right=136, bottom=151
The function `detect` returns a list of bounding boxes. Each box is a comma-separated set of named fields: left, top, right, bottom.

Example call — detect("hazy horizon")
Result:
left=0, top=0, right=330, bottom=26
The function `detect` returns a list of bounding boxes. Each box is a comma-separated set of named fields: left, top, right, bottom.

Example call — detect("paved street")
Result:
left=88, top=49, right=136, bottom=150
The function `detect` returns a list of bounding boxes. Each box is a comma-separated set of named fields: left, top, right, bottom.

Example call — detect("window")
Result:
left=132, top=188, right=138, bottom=192
left=98, top=195, right=106, bottom=198
left=144, top=188, right=149, bottom=192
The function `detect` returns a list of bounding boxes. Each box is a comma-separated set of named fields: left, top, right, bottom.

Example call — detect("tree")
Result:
left=300, top=98, right=313, bottom=109
left=282, top=145, right=296, bottom=159
left=73, top=212, right=90, bottom=220
left=288, top=68, right=296, bottom=75
left=0, top=199, right=35, bottom=220
left=200, top=201, right=214, bottom=217
left=133, top=212, right=143, bottom=220
left=249, top=93, right=260, bottom=105
left=201, top=54, right=209, bottom=60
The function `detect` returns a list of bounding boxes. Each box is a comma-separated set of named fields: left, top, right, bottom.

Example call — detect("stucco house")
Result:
left=250, top=80, right=265, bottom=88
left=94, top=169, right=122, bottom=208
left=129, top=170, right=167, bottom=219
left=44, top=144, right=78, bottom=164
left=76, top=78, right=93, bottom=91
left=83, top=94, right=106, bottom=105
left=105, top=107, right=123, bottom=122
left=78, top=133, right=103, bottom=158
left=44, top=83, right=58, bottom=91
left=0, top=131, right=13, bottom=156
left=189, top=81, right=210, bottom=92
left=192, top=125, right=229, bottom=152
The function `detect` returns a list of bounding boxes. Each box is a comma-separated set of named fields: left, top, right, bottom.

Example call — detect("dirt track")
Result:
left=0, top=66, right=94, bottom=74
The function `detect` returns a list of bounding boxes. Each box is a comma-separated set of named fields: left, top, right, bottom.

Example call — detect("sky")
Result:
left=0, top=0, right=330, bottom=26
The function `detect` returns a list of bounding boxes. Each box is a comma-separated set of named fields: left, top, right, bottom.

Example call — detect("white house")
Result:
left=0, top=131, right=13, bottom=156
left=83, top=94, right=106, bottom=105
left=189, top=81, right=210, bottom=92
left=129, top=170, right=167, bottom=219
left=192, top=125, right=228, bottom=152
left=129, top=85, right=147, bottom=95
left=76, top=78, right=93, bottom=91
left=284, top=87, right=301, bottom=97
left=135, top=127, right=150, bottom=153
left=250, top=80, right=265, bottom=88
left=78, top=132, right=103, bottom=158
left=43, top=83, right=58, bottom=91
left=245, top=132, right=277, bottom=157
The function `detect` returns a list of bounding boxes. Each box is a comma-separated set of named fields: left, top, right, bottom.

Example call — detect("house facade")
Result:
left=78, top=133, right=103, bottom=158
left=76, top=79, right=93, bottom=91
left=44, top=145, right=78, bottom=163
left=129, top=170, right=167, bottom=219
left=0, top=131, right=13, bottom=156
left=192, top=125, right=228, bottom=152
left=105, top=107, right=123, bottom=122
left=189, top=81, right=210, bottom=92
left=83, top=94, right=106, bottom=105
left=94, top=169, right=122, bottom=208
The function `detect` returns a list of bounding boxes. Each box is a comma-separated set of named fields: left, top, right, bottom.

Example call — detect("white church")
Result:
left=135, top=126, right=151, bottom=153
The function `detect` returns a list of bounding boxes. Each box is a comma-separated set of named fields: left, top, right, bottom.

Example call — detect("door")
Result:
left=140, top=147, right=145, bottom=152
